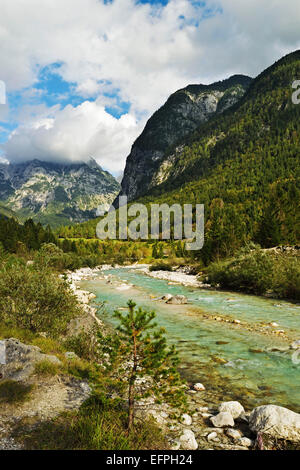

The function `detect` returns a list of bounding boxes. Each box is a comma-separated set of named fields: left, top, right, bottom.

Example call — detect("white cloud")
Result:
left=0, top=0, right=300, bottom=172
left=4, top=100, right=142, bottom=173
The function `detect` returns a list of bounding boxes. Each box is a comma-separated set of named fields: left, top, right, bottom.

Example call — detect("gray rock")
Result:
left=210, top=412, right=234, bottom=428
left=179, top=429, right=198, bottom=450
left=226, top=428, right=242, bottom=440
left=249, top=405, right=300, bottom=442
left=181, top=413, right=192, bottom=426
left=207, top=431, right=218, bottom=441
left=0, top=338, right=62, bottom=381
left=160, top=294, right=173, bottom=301
left=237, top=437, right=253, bottom=448
left=219, top=401, right=245, bottom=419
left=166, top=295, right=187, bottom=305
left=193, top=382, right=205, bottom=391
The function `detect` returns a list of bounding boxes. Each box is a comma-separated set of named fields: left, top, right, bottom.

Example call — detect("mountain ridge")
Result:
left=0, top=158, right=120, bottom=226
left=133, top=49, right=300, bottom=258
left=114, top=74, right=252, bottom=205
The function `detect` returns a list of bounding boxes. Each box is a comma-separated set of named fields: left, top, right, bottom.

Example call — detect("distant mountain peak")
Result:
left=0, top=159, right=120, bottom=226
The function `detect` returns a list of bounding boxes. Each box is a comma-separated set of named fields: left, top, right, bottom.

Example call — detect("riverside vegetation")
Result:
left=0, top=219, right=184, bottom=449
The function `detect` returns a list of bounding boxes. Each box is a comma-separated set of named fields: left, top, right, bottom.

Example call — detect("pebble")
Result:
left=193, top=383, right=205, bottom=391
left=226, top=429, right=242, bottom=440
left=237, top=437, right=253, bottom=448
left=181, top=414, right=192, bottom=426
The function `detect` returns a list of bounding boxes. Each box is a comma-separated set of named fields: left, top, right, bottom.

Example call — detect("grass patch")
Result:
left=0, top=324, right=36, bottom=343
left=18, top=395, right=169, bottom=450
left=34, top=360, right=61, bottom=377
left=0, top=380, right=34, bottom=404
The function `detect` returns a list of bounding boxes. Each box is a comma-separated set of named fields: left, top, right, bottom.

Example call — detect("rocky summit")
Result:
left=114, top=75, right=252, bottom=205
left=0, top=158, right=120, bottom=226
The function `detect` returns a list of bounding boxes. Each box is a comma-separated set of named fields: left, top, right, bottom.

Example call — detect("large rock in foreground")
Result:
left=249, top=405, right=300, bottom=442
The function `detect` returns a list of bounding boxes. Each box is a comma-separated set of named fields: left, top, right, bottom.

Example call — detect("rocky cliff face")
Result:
left=115, top=75, right=252, bottom=204
left=0, top=158, right=120, bottom=225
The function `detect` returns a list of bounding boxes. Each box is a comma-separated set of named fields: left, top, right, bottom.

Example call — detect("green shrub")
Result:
left=273, top=256, right=300, bottom=300
left=206, top=249, right=300, bottom=300
left=0, top=259, right=82, bottom=336
left=63, top=326, right=100, bottom=362
left=149, top=262, right=173, bottom=272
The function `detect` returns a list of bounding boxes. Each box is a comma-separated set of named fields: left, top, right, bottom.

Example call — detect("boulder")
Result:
left=166, top=295, right=187, bottom=305
left=0, top=338, right=62, bottom=382
left=219, top=401, right=245, bottom=419
left=181, top=413, right=192, bottom=426
left=249, top=405, right=300, bottom=442
left=210, top=412, right=234, bottom=428
left=179, top=429, right=198, bottom=450
left=193, top=382, right=205, bottom=391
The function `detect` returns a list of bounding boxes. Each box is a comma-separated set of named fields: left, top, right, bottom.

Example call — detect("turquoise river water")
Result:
left=80, top=267, right=300, bottom=412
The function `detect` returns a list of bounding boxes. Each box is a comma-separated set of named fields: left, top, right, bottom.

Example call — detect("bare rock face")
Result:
left=114, top=75, right=252, bottom=205
left=0, top=338, right=62, bottom=382
left=0, top=158, right=120, bottom=225
left=249, top=405, right=300, bottom=442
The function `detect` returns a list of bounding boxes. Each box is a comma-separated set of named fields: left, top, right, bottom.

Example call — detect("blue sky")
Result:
left=0, top=0, right=299, bottom=173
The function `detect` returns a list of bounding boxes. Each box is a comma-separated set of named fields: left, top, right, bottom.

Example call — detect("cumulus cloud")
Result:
left=0, top=0, right=300, bottom=172
left=4, top=101, right=142, bottom=173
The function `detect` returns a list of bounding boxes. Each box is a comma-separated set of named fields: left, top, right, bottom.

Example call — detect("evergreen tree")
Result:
left=97, top=300, right=186, bottom=431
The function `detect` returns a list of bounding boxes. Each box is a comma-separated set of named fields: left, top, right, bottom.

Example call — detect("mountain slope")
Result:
left=115, top=75, right=252, bottom=204
left=0, top=158, right=120, bottom=226
left=129, top=51, right=300, bottom=259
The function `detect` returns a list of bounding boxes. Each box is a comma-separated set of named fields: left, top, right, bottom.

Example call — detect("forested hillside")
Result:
left=134, top=50, right=300, bottom=261
left=0, top=217, right=56, bottom=253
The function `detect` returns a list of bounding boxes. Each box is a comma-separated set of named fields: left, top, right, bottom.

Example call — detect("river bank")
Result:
left=73, top=265, right=300, bottom=450
left=71, top=264, right=299, bottom=345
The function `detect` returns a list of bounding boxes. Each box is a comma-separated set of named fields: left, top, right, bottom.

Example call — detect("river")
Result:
left=80, top=266, right=300, bottom=412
